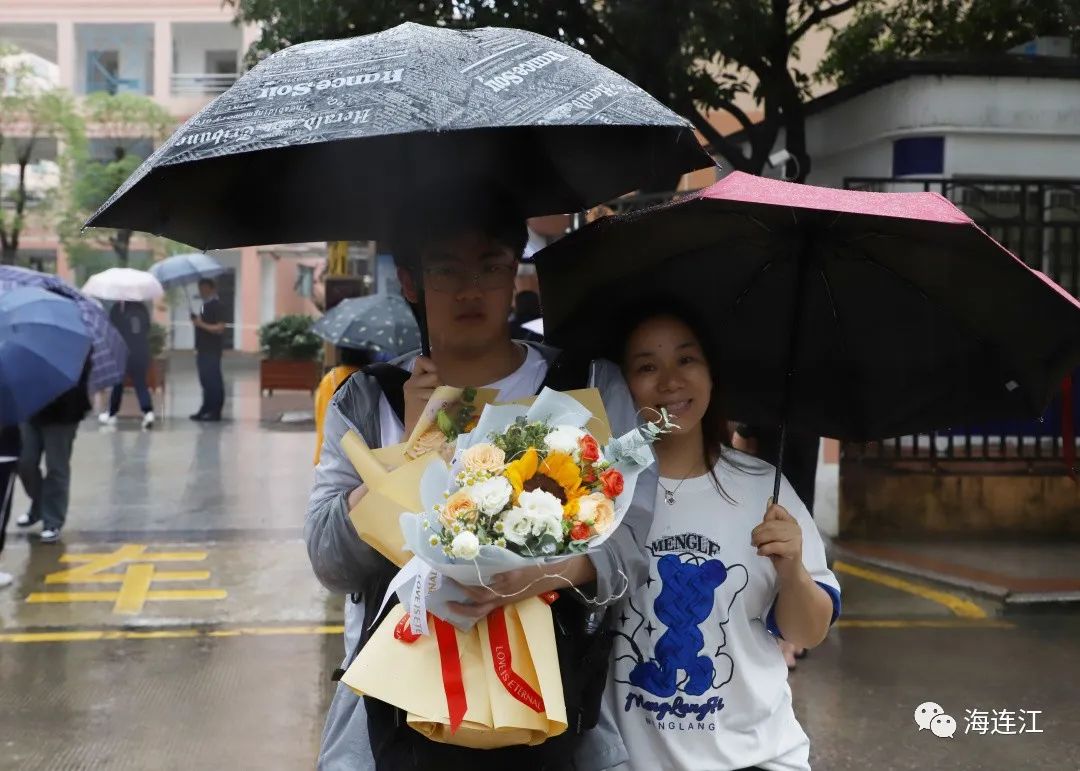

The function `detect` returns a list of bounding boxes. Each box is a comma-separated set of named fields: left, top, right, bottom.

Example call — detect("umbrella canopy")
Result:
left=0, top=287, right=92, bottom=426
left=536, top=171, right=1080, bottom=443
left=85, top=22, right=711, bottom=249
left=82, top=267, right=164, bottom=302
left=312, top=293, right=421, bottom=357
left=149, top=252, right=226, bottom=289
left=0, top=266, right=128, bottom=392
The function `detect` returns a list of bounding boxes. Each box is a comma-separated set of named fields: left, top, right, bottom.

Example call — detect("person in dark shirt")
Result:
left=99, top=301, right=155, bottom=429
left=191, top=278, right=227, bottom=421
left=15, top=357, right=92, bottom=544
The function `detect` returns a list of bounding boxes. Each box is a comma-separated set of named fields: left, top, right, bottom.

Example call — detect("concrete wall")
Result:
left=801, top=74, right=1080, bottom=186
left=839, top=460, right=1080, bottom=538
left=172, top=21, right=240, bottom=74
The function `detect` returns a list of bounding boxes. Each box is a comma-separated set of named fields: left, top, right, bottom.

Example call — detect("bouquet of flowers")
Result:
left=342, top=387, right=672, bottom=749
left=384, top=387, right=673, bottom=632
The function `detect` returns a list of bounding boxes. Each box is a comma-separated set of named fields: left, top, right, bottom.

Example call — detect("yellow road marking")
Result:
left=114, top=564, right=155, bottom=614
left=60, top=550, right=209, bottom=563
left=0, top=625, right=346, bottom=644
left=26, top=590, right=229, bottom=605
left=833, top=560, right=989, bottom=619
left=46, top=571, right=211, bottom=584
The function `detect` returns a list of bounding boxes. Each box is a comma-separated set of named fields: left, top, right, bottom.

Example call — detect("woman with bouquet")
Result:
left=597, top=307, right=841, bottom=771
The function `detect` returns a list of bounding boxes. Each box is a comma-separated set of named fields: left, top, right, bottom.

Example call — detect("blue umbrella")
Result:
left=0, top=266, right=128, bottom=392
left=149, top=252, right=226, bottom=289
left=0, top=287, right=92, bottom=426
left=312, top=293, right=420, bottom=358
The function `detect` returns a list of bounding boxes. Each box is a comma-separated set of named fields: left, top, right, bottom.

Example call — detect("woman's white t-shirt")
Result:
left=607, top=449, right=841, bottom=771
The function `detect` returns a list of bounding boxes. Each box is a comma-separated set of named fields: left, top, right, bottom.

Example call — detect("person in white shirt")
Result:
left=602, top=307, right=841, bottom=771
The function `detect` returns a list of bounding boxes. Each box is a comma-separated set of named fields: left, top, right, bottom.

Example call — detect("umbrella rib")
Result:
left=817, top=263, right=868, bottom=439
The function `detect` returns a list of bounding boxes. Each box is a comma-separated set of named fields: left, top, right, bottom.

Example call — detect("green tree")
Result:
left=61, top=92, right=175, bottom=271
left=0, top=48, right=82, bottom=265
left=227, top=0, right=864, bottom=182
left=821, top=0, right=1080, bottom=86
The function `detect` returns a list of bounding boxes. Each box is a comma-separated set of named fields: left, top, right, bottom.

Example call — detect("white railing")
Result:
left=171, top=73, right=239, bottom=97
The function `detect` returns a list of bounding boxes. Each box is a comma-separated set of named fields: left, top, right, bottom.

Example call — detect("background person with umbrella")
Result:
left=147, top=254, right=229, bottom=421
left=0, top=266, right=128, bottom=395
left=0, top=288, right=95, bottom=545
left=191, top=278, right=227, bottom=422
left=310, top=292, right=419, bottom=464
left=82, top=267, right=165, bottom=429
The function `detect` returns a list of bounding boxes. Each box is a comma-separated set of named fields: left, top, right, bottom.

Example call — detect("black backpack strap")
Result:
left=364, top=363, right=410, bottom=423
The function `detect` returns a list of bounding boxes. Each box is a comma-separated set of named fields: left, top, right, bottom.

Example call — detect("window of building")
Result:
left=205, top=50, right=238, bottom=74
left=892, top=136, right=945, bottom=177
left=86, top=50, right=120, bottom=94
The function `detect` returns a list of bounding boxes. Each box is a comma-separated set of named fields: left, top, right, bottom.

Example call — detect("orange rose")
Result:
left=576, top=492, right=616, bottom=535
left=441, top=490, right=478, bottom=529
left=570, top=522, right=591, bottom=541
left=579, top=434, right=601, bottom=464
left=601, top=468, right=624, bottom=499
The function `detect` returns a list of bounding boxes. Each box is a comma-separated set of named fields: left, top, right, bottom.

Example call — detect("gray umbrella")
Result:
left=84, top=22, right=712, bottom=249
left=312, top=293, right=420, bottom=357
left=149, top=252, right=226, bottom=289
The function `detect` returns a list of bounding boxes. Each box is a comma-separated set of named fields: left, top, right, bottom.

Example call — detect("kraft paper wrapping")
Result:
left=341, top=596, right=567, bottom=749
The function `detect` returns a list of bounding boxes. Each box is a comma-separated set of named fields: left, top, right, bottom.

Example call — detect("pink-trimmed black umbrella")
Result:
left=536, top=171, right=1080, bottom=499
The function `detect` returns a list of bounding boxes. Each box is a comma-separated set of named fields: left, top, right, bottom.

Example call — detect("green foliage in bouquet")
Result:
left=491, top=417, right=552, bottom=461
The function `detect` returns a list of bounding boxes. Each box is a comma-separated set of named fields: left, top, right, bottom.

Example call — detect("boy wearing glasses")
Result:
left=305, top=187, right=656, bottom=771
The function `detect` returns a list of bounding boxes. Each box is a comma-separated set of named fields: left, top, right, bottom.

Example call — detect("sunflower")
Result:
left=504, top=448, right=585, bottom=518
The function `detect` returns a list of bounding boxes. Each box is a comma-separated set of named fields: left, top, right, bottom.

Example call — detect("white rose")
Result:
left=544, top=425, right=587, bottom=458
left=450, top=530, right=480, bottom=559
left=469, top=476, right=513, bottom=517
left=502, top=490, right=564, bottom=545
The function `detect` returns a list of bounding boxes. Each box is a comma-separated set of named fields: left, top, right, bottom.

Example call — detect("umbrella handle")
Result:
left=773, top=230, right=814, bottom=505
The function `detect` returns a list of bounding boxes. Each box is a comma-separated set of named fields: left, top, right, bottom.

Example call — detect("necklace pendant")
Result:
left=664, top=490, right=676, bottom=505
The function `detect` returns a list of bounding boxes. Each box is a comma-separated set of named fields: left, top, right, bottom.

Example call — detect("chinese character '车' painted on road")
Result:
left=26, top=544, right=227, bottom=615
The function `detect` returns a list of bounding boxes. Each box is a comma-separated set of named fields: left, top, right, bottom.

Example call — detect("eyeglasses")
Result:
left=422, top=262, right=517, bottom=293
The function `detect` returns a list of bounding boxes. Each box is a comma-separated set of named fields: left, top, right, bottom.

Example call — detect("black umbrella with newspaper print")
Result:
left=85, top=22, right=711, bottom=249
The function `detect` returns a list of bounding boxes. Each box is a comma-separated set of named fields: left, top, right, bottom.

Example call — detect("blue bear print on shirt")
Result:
left=629, top=553, right=728, bottom=697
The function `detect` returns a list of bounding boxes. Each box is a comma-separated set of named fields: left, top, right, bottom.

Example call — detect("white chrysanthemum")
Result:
left=544, top=425, right=587, bottom=458
left=468, top=476, right=513, bottom=517
left=502, top=490, right=564, bottom=545
left=451, top=530, right=480, bottom=559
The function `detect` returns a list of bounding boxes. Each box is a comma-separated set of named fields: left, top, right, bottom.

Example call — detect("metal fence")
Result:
left=844, top=177, right=1079, bottom=468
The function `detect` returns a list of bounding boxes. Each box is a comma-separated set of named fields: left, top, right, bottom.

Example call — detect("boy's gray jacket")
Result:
left=306, top=347, right=655, bottom=770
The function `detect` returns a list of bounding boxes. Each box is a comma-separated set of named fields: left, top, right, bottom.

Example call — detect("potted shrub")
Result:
left=258, top=314, right=323, bottom=396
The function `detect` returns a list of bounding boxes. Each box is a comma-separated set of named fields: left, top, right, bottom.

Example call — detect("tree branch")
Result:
left=682, top=103, right=754, bottom=172
left=792, top=0, right=862, bottom=42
